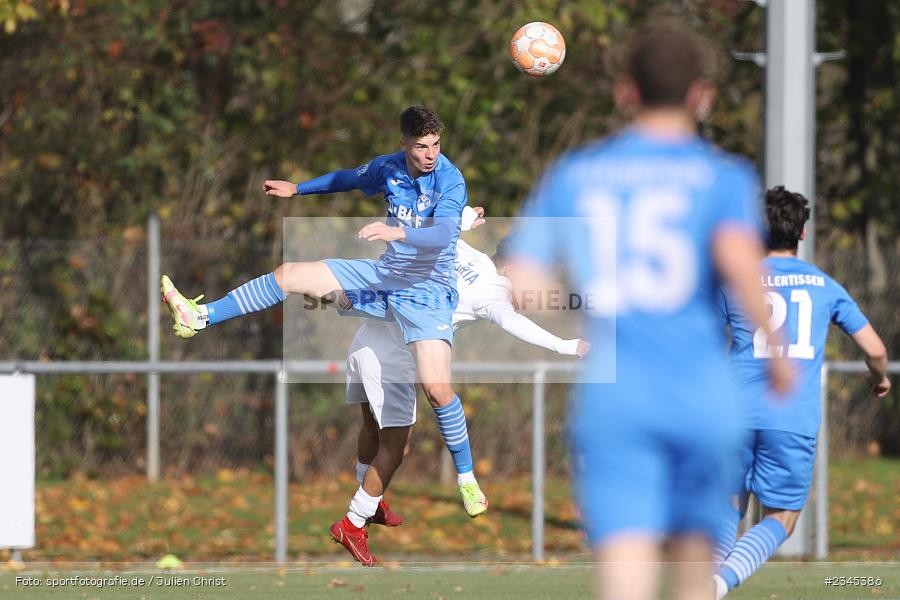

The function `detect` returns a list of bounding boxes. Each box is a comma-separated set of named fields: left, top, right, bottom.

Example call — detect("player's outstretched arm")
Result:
left=712, top=227, right=794, bottom=394
left=850, top=324, right=891, bottom=397
left=480, top=301, right=589, bottom=357
left=264, top=163, right=381, bottom=198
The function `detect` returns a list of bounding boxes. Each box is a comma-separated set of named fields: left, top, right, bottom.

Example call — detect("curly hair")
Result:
left=765, top=186, right=810, bottom=251
left=400, top=105, right=444, bottom=139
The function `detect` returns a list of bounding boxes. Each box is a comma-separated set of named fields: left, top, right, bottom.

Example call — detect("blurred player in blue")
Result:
left=509, top=25, right=793, bottom=600
left=712, top=186, right=890, bottom=598
left=160, top=106, right=490, bottom=525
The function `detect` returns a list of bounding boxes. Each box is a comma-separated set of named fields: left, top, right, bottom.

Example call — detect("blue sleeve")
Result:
left=404, top=175, right=466, bottom=249
left=714, top=287, right=730, bottom=325
left=403, top=219, right=454, bottom=248
left=714, top=161, right=764, bottom=236
left=830, top=279, right=869, bottom=335
left=295, top=159, right=383, bottom=196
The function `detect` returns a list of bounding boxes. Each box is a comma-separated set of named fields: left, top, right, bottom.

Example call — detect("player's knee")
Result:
left=421, top=383, right=453, bottom=407
left=277, top=262, right=331, bottom=297
left=274, top=262, right=303, bottom=294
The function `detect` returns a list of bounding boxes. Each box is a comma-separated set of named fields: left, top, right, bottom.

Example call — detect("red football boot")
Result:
left=329, top=517, right=376, bottom=566
left=368, top=499, right=404, bottom=527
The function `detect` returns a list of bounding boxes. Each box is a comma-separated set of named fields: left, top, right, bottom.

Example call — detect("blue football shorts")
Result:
left=738, top=429, right=817, bottom=511
left=570, top=383, right=740, bottom=546
left=323, top=258, right=458, bottom=345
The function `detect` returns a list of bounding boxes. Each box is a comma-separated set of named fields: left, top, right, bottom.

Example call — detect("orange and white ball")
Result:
left=510, top=22, right=566, bottom=77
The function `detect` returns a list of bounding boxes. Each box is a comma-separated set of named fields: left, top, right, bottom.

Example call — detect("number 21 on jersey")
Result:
left=753, top=289, right=814, bottom=359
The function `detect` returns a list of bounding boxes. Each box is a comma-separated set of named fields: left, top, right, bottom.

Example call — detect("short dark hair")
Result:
left=492, top=233, right=518, bottom=267
left=623, top=25, right=708, bottom=108
left=765, top=186, right=810, bottom=251
left=400, top=105, right=443, bottom=139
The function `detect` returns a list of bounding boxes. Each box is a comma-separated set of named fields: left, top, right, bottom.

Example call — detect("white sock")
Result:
left=457, top=471, right=476, bottom=486
left=713, top=574, right=728, bottom=600
left=355, top=461, right=369, bottom=484
left=347, top=486, right=381, bottom=529
left=196, top=304, right=210, bottom=328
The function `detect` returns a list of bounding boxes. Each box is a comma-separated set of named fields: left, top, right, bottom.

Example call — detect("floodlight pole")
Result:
left=765, top=0, right=817, bottom=558
left=764, top=0, right=816, bottom=262
left=734, top=0, right=843, bottom=558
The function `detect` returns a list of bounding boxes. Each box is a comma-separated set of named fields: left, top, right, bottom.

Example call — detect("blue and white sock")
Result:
left=717, top=517, right=788, bottom=591
left=433, top=395, right=474, bottom=481
left=205, top=272, right=285, bottom=325
left=712, top=504, right=741, bottom=566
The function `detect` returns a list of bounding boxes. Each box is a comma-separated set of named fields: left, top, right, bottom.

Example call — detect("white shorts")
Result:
left=345, top=320, right=418, bottom=429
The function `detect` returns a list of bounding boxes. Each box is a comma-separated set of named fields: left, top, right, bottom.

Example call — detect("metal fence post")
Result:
left=815, top=364, right=829, bottom=559
left=531, top=366, right=546, bottom=562
left=147, top=213, right=161, bottom=481
left=275, top=370, right=289, bottom=563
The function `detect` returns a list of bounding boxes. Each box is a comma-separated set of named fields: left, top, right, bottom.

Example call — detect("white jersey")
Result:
left=451, top=239, right=579, bottom=355
left=346, top=237, right=582, bottom=428
left=452, top=239, right=511, bottom=329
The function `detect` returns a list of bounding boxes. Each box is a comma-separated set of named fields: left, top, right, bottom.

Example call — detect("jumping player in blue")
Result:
left=509, top=25, right=793, bottom=600
left=712, top=186, right=890, bottom=598
left=160, top=106, right=490, bottom=544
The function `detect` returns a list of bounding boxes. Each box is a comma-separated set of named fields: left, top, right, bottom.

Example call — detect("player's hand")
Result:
left=358, top=221, right=405, bottom=243
left=767, top=355, right=796, bottom=399
left=575, top=339, right=591, bottom=359
left=470, top=206, right=486, bottom=230
left=869, top=374, right=891, bottom=398
left=263, top=180, right=298, bottom=197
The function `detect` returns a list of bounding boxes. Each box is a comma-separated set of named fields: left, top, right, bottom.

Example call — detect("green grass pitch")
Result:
left=2, top=563, right=898, bottom=599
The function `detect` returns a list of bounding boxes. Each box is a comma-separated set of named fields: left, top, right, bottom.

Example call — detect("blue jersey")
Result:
left=717, top=256, right=869, bottom=437
left=296, top=151, right=467, bottom=285
left=516, top=128, right=761, bottom=417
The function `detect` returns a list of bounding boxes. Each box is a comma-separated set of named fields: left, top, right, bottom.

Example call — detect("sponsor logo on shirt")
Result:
left=387, top=200, right=424, bottom=228
left=454, top=260, right=480, bottom=285
left=417, top=193, right=432, bottom=212
left=356, top=163, right=369, bottom=176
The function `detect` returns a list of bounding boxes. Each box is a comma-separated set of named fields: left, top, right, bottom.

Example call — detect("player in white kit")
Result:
left=332, top=209, right=590, bottom=565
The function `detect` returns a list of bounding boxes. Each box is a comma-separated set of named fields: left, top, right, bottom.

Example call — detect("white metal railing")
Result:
left=0, top=358, right=570, bottom=563
left=1, top=359, right=897, bottom=563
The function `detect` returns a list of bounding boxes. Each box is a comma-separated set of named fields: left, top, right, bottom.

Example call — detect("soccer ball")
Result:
left=509, top=22, right=566, bottom=77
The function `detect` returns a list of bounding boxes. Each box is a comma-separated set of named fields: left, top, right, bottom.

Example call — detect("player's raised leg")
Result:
left=411, top=339, right=488, bottom=517
left=161, top=261, right=342, bottom=338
